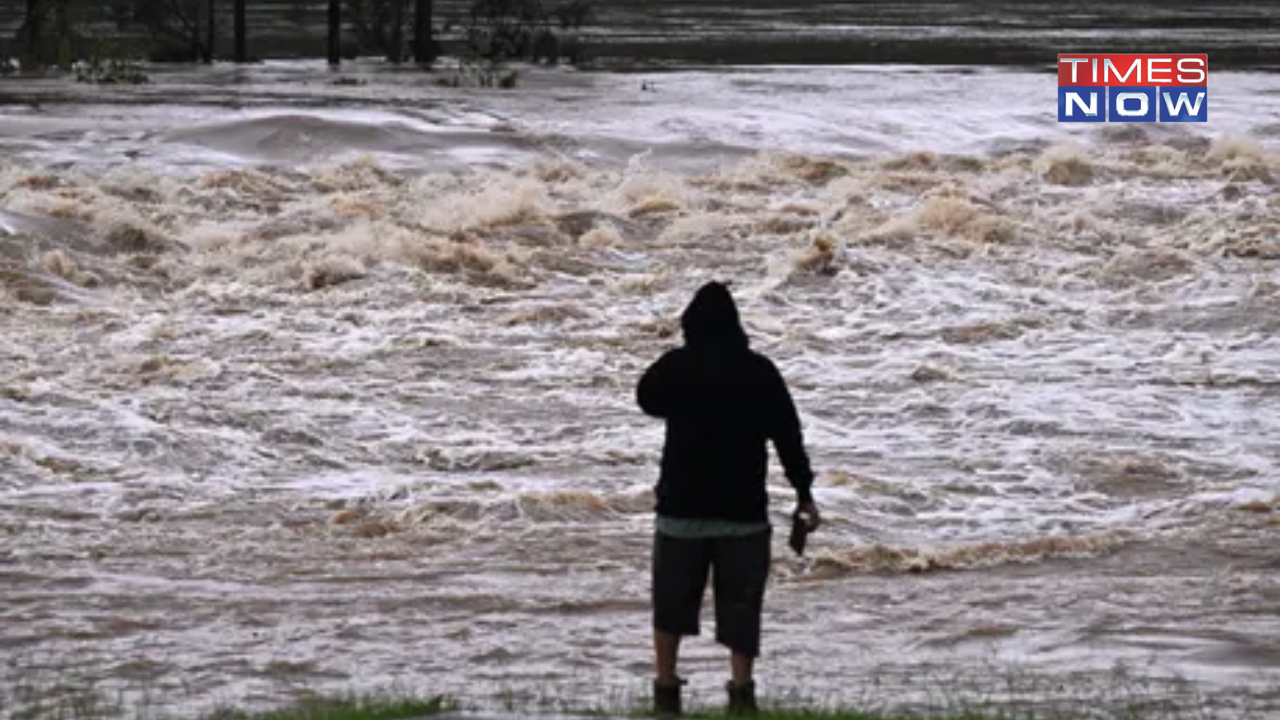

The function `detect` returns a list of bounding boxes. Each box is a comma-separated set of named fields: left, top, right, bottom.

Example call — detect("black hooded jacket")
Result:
left=637, top=282, right=815, bottom=523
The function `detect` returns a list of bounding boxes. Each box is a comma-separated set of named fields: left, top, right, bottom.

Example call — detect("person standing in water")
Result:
left=637, top=281, right=820, bottom=717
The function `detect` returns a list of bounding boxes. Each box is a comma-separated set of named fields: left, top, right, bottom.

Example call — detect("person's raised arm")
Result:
left=637, top=350, right=680, bottom=419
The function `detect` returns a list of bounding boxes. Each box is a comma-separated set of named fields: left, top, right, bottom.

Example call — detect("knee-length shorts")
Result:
left=651, top=529, right=772, bottom=658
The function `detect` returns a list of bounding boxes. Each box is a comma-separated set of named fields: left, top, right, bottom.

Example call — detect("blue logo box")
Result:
left=1058, top=86, right=1106, bottom=123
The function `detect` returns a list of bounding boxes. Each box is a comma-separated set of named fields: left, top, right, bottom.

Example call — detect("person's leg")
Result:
left=730, top=650, right=754, bottom=686
left=654, top=628, right=681, bottom=684
left=652, top=531, right=712, bottom=715
left=711, top=529, right=772, bottom=715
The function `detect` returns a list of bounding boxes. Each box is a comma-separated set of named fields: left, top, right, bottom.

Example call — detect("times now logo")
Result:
left=1058, top=54, right=1207, bottom=123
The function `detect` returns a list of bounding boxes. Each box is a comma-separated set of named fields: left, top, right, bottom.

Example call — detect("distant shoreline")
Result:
left=5, top=38, right=1277, bottom=73
left=570, top=38, right=1280, bottom=72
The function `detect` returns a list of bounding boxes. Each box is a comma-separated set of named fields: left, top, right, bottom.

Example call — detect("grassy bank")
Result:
left=50, top=693, right=1193, bottom=720
left=203, top=695, right=453, bottom=720
left=14, top=675, right=1270, bottom=720
left=10, top=693, right=454, bottom=720
left=11, top=691, right=1064, bottom=720
left=196, top=697, right=1012, bottom=720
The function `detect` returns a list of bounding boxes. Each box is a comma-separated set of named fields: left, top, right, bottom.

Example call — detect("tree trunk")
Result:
left=388, top=0, right=403, bottom=63
left=54, top=0, right=70, bottom=69
left=373, top=0, right=386, bottom=52
left=328, top=0, right=342, bottom=65
left=24, top=0, right=42, bottom=66
left=192, top=0, right=202, bottom=62
left=205, top=0, right=216, bottom=62
left=413, top=0, right=435, bottom=63
left=234, top=0, right=247, bottom=62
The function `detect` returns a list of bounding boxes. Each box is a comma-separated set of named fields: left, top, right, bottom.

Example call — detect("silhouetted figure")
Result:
left=638, top=281, right=820, bottom=717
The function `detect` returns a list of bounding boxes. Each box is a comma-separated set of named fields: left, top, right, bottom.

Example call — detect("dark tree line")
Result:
left=14, top=1, right=453, bottom=66
left=13, top=0, right=591, bottom=69
left=16, top=0, right=250, bottom=65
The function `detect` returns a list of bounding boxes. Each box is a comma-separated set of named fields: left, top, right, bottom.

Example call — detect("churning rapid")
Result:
left=1, top=62, right=1279, bottom=719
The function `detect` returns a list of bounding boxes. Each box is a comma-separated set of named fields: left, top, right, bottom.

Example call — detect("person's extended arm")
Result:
left=637, top=350, right=680, bottom=419
left=763, top=358, right=817, bottom=509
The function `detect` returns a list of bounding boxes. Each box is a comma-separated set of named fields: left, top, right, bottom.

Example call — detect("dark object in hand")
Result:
left=789, top=510, right=812, bottom=556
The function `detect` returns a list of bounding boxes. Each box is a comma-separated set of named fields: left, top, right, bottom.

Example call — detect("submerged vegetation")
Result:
left=438, top=0, right=593, bottom=87
left=72, top=55, right=150, bottom=84
left=8, top=0, right=596, bottom=79
left=6, top=0, right=594, bottom=90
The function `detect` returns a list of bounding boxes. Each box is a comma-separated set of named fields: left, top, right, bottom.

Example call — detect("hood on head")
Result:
left=680, top=281, right=748, bottom=349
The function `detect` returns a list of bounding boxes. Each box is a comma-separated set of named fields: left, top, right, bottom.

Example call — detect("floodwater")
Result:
left=1, top=52, right=1279, bottom=720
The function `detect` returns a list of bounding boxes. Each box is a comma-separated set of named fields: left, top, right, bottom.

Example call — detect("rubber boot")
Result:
left=726, top=679, right=758, bottom=716
left=653, top=677, right=684, bottom=718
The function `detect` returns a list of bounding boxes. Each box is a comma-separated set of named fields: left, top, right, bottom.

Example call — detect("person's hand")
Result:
left=795, top=500, right=820, bottom=531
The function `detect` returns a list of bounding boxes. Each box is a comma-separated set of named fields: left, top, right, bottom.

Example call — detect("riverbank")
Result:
left=20, top=685, right=1277, bottom=720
